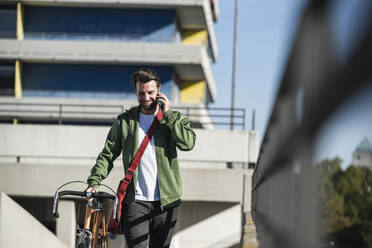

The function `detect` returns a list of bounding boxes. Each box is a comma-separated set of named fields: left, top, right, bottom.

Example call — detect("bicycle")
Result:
left=53, top=181, right=119, bottom=248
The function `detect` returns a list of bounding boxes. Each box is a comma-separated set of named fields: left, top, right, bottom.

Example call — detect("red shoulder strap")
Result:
left=116, top=110, right=163, bottom=220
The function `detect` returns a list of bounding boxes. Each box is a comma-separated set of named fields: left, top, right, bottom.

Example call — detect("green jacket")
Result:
left=87, top=106, right=196, bottom=208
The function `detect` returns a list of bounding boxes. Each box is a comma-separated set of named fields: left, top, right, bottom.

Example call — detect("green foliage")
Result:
left=317, top=157, right=372, bottom=248
left=318, top=158, right=344, bottom=220
left=325, top=193, right=344, bottom=221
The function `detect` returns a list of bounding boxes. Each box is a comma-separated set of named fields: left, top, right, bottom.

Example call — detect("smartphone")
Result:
left=157, top=89, right=164, bottom=111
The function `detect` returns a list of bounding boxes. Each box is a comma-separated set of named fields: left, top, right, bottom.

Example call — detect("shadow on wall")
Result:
left=177, top=201, right=238, bottom=231
left=174, top=201, right=242, bottom=247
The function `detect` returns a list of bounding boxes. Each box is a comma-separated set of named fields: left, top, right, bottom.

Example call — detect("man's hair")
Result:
left=130, top=68, right=161, bottom=89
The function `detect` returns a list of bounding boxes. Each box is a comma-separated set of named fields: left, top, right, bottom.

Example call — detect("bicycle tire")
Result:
left=76, top=232, right=90, bottom=248
left=97, top=236, right=105, bottom=248
left=76, top=240, right=89, bottom=248
left=76, top=243, right=89, bottom=248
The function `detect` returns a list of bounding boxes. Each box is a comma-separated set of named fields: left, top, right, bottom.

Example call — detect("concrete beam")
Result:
left=0, top=39, right=217, bottom=101
left=0, top=40, right=202, bottom=64
left=181, top=168, right=251, bottom=203
left=0, top=123, right=249, bottom=165
left=0, top=163, right=252, bottom=204
left=0, top=192, right=68, bottom=248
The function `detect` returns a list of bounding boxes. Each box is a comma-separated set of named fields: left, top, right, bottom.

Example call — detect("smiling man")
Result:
left=86, top=68, right=196, bottom=248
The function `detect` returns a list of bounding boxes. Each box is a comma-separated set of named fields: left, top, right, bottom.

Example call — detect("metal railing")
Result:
left=252, top=1, right=372, bottom=248
left=0, top=100, right=245, bottom=129
left=24, top=31, right=174, bottom=42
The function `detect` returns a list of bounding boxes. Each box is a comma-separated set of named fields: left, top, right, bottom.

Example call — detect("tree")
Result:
left=318, top=157, right=344, bottom=221
left=317, top=158, right=372, bottom=248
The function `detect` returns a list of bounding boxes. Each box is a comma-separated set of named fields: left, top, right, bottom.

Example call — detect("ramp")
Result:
left=0, top=192, right=68, bottom=248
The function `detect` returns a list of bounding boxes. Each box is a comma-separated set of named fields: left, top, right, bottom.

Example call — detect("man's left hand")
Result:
left=157, top=93, right=171, bottom=112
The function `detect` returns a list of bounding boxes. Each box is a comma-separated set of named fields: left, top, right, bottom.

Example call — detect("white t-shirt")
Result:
left=135, top=112, right=160, bottom=201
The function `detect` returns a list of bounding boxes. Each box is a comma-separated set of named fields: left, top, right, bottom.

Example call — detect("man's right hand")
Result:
left=84, top=186, right=97, bottom=201
left=85, top=186, right=97, bottom=193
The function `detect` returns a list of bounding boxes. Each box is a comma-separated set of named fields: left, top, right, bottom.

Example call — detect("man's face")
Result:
left=135, top=80, right=159, bottom=112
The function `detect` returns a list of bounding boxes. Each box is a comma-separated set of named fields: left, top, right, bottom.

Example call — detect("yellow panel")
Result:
left=180, top=81, right=206, bottom=103
left=182, top=30, right=207, bottom=46
left=17, top=3, right=24, bottom=40
left=15, top=60, right=22, bottom=98
left=14, top=59, right=22, bottom=124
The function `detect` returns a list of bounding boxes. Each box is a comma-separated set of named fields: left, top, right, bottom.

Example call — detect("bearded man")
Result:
left=85, top=68, right=196, bottom=248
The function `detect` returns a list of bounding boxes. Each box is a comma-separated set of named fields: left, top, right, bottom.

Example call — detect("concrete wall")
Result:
left=0, top=192, right=242, bottom=248
left=0, top=163, right=251, bottom=248
left=0, top=123, right=252, bottom=247
left=173, top=202, right=242, bottom=248
left=0, top=124, right=249, bottom=167
left=0, top=163, right=252, bottom=205
left=105, top=202, right=242, bottom=248
left=0, top=192, right=68, bottom=248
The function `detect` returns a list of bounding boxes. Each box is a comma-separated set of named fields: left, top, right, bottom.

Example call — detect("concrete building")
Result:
left=352, top=137, right=372, bottom=170
left=0, top=1, right=255, bottom=247
left=0, top=0, right=218, bottom=108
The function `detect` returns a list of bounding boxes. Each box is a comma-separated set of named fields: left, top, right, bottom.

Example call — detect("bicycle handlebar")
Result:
left=53, top=190, right=119, bottom=222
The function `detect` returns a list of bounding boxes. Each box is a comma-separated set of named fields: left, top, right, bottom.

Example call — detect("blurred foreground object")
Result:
left=252, top=0, right=372, bottom=247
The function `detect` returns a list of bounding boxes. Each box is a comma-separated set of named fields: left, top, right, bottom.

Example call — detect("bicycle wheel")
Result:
left=76, top=232, right=91, bottom=248
left=76, top=242, right=89, bottom=248
left=96, top=234, right=107, bottom=248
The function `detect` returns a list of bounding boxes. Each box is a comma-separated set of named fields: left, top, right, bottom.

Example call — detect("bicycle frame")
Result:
left=83, top=201, right=107, bottom=248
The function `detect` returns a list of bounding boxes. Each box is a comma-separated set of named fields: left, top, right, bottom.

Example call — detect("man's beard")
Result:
left=140, top=100, right=157, bottom=111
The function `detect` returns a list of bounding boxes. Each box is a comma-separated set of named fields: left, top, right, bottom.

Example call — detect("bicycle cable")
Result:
left=96, top=183, right=116, bottom=195
left=55, top=180, right=116, bottom=195
left=55, top=180, right=88, bottom=192
left=54, top=180, right=117, bottom=236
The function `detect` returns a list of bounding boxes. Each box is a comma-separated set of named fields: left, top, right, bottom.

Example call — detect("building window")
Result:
left=0, top=4, right=17, bottom=39
left=24, top=6, right=176, bottom=43
left=22, top=63, right=175, bottom=100
left=0, top=61, right=15, bottom=96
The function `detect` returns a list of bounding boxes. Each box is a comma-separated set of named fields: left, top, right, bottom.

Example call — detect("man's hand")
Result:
left=157, top=92, right=171, bottom=112
left=85, top=186, right=97, bottom=193
left=84, top=186, right=97, bottom=201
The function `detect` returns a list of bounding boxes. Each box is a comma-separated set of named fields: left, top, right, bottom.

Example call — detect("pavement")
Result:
left=242, top=212, right=259, bottom=248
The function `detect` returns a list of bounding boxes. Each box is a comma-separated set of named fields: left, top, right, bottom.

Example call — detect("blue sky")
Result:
left=211, top=0, right=307, bottom=138
left=210, top=0, right=372, bottom=169
left=315, top=83, right=372, bottom=169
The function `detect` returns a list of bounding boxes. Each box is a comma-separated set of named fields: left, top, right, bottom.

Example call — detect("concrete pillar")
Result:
left=56, top=200, right=76, bottom=248
left=243, top=173, right=252, bottom=213
left=248, top=130, right=258, bottom=168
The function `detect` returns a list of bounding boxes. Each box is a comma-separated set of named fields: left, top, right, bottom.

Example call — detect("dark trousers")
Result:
left=121, top=200, right=179, bottom=248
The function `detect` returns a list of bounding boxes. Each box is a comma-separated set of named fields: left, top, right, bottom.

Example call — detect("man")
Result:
left=85, top=68, right=196, bottom=248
